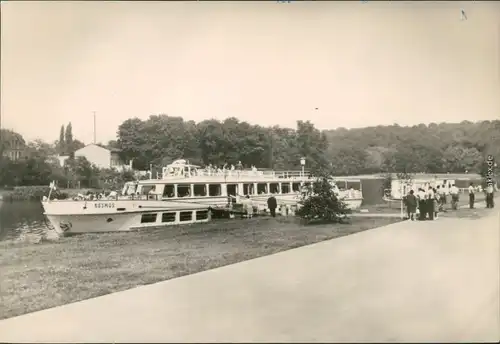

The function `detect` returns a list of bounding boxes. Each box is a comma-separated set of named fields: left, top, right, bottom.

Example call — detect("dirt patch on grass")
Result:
left=358, top=203, right=402, bottom=214
left=359, top=194, right=489, bottom=215
left=0, top=216, right=401, bottom=320
left=438, top=208, right=492, bottom=220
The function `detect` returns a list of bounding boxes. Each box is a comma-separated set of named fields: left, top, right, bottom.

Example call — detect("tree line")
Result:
left=115, top=115, right=499, bottom=176
left=1, top=117, right=499, bottom=189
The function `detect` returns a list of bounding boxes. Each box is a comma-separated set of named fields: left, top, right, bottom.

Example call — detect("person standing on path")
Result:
left=427, top=186, right=435, bottom=220
left=468, top=182, right=475, bottom=209
left=417, top=188, right=427, bottom=220
left=267, top=194, right=277, bottom=217
left=406, top=190, right=418, bottom=221
left=485, top=184, right=495, bottom=208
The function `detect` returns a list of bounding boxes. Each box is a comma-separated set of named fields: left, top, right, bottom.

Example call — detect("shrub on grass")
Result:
left=296, top=169, right=351, bottom=224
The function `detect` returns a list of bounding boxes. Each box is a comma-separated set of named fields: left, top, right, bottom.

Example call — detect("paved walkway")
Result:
left=1, top=210, right=499, bottom=343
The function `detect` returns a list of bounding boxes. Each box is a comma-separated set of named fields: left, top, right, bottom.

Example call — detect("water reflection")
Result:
left=0, top=201, right=48, bottom=241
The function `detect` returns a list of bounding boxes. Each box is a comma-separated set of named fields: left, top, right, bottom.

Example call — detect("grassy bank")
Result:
left=0, top=216, right=400, bottom=320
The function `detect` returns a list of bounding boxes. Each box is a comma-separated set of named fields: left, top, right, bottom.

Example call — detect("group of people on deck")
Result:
left=404, top=181, right=496, bottom=221
left=201, top=162, right=258, bottom=176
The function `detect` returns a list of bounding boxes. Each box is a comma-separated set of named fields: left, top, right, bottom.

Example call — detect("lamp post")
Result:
left=300, top=157, right=306, bottom=178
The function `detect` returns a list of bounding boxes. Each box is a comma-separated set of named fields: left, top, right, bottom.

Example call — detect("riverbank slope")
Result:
left=0, top=216, right=401, bottom=320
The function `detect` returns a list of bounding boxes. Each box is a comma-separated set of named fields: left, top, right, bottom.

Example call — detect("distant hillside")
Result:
left=321, top=120, right=499, bottom=175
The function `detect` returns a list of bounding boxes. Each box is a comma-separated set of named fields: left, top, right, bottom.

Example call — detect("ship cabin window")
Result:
left=302, top=182, right=312, bottom=193
left=177, top=184, right=191, bottom=198
left=227, top=184, right=238, bottom=196
left=257, top=183, right=268, bottom=195
left=292, top=182, right=301, bottom=192
left=162, top=212, right=176, bottom=223
left=179, top=211, right=193, bottom=222
left=270, top=183, right=280, bottom=194
left=140, top=184, right=155, bottom=195
left=281, top=183, right=290, bottom=194
left=196, top=210, right=209, bottom=220
left=243, top=183, right=254, bottom=196
left=163, top=184, right=175, bottom=198
left=346, top=181, right=358, bottom=190
left=193, top=184, right=207, bottom=197
left=208, top=184, right=222, bottom=196
left=124, top=183, right=138, bottom=196
left=141, top=213, right=157, bottom=223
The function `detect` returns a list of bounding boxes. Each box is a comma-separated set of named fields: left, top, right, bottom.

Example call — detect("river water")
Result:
left=0, top=201, right=48, bottom=242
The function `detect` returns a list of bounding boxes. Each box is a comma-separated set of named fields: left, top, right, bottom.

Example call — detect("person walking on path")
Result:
left=432, top=187, right=439, bottom=219
left=468, top=182, right=475, bottom=209
left=406, top=190, right=418, bottom=221
left=417, top=188, right=427, bottom=220
left=267, top=194, right=277, bottom=217
left=485, top=184, right=495, bottom=208
left=436, top=185, right=444, bottom=212
left=450, top=184, right=459, bottom=210
left=439, top=184, right=447, bottom=211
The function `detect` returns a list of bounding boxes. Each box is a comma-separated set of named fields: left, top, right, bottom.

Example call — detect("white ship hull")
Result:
left=46, top=213, right=141, bottom=234
left=43, top=199, right=211, bottom=235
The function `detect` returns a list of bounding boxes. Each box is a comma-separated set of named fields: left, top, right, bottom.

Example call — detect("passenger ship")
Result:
left=42, top=159, right=363, bottom=235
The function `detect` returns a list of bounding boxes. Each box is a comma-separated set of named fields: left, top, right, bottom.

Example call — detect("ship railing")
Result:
left=161, top=169, right=312, bottom=179
left=49, top=194, right=169, bottom=202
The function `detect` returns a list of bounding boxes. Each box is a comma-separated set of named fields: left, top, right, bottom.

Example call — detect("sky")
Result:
left=1, top=1, right=499, bottom=144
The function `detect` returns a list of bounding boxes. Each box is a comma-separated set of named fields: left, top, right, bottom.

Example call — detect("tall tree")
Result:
left=295, top=120, right=329, bottom=171
left=65, top=122, right=74, bottom=155
left=58, top=125, right=65, bottom=155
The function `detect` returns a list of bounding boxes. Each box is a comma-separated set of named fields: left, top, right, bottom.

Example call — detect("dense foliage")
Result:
left=296, top=168, right=351, bottom=224
left=116, top=116, right=499, bottom=176
left=1, top=118, right=499, bottom=189
left=1, top=127, right=133, bottom=189
left=0, top=154, right=134, bottom=190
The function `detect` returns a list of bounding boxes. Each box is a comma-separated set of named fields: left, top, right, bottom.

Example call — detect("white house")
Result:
left=74, top=144, right=129, bottom=171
